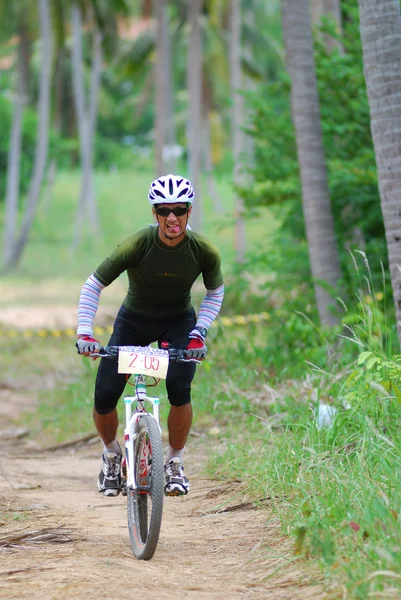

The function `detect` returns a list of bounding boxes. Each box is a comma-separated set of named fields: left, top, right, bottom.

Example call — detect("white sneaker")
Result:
left=164, top=457, right=190, bottom=496
left=97, top=447, right=122, bottom=497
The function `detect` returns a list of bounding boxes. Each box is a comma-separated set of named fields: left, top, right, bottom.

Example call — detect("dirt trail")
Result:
left=0, top=436, right=324, bottom=600
left=0, top=289, right=325, bottom=600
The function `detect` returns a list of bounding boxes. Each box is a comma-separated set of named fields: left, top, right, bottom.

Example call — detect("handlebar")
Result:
left=91, top=345, right=198, bottom=363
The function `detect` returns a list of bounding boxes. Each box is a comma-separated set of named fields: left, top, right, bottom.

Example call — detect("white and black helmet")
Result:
left=148, top=174, right=195, bottom=205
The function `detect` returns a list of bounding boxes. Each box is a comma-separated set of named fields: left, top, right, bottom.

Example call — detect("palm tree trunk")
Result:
left=71, top=2, right=88, bottom=248
left=2, top=37, right=27, bottom=269
left=19, top=20, right=32, bottom=104
left=86, top=26, right=102, bottom=230
left=155, top=0, right=168, bottom=175
left=71, top=3, right=101, bottom=251
left=230, top=0, right=246, bottom=263
left=282, top=0, right=342, bottom=326
left=42, top=160, right=57, bottom=212
left=164, top=9, right=176, bottom=174
left=187, top=0, right=204, bottom=231
left=54, top=48, right=64, bottom=134
left=358, top=0, right=401, bottom=346
left=244, top=7, right=255, bottom=167
left=2, top=0, right=53, bottom=270
left=202, top=114, right=224, bottom=215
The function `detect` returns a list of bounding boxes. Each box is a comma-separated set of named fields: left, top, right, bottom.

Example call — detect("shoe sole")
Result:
left=97, top=479, right=121, bottom=497
left=164, top=484, right=189, bottom=497
left=99, top=488, right=121, bottom=497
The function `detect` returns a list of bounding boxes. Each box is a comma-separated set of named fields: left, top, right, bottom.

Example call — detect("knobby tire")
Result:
left=127, top=415, right=164, bottom=560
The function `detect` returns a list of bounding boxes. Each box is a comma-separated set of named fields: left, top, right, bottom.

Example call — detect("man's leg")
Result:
left=167, top=403, right=193, bottom=450
left=164, top=362, right=196, bottom=496
left=164, top=401, right=193, bottom=496
left=159, top=309, right=197, bottom=495
left=93, top=407, right=119, bottom=445
left=94, top=356, right=127, bottom=496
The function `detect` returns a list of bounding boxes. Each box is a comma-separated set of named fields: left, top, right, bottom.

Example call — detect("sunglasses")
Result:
left=154, top=205, right=189, bottom=217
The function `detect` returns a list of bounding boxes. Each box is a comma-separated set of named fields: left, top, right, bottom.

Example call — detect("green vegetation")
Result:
left=244, top=3, right=387, bottom=296
left=0, top=168, right=278, bottom=281
left=207, top=286, right=401, bottom=598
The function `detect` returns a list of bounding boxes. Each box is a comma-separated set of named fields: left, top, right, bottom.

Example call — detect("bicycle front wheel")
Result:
left=127, top=414, right=164, bottom=560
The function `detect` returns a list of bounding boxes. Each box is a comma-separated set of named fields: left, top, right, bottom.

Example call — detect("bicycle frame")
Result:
left=92, top=344, right=196, bottom=495
left=124, top=374, right=161, bottom=491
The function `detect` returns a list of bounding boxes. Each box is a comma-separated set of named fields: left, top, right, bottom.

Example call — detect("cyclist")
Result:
left=76, top=174, right=224, bottom=498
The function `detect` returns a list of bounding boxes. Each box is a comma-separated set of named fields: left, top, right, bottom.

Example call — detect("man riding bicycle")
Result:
left=76, top=174, right=224, bottom=498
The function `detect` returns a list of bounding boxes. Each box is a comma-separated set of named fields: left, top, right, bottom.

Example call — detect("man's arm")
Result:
left=185, top=284, right=224, bottom=361
left=191, top=284, right=224, bottom=338
left=77, top=273, right=106, bottom=337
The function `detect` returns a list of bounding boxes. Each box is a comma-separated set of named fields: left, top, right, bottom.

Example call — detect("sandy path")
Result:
left=0, top=435, right=324, bottom=600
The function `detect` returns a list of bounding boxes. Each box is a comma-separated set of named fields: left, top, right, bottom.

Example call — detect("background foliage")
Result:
left=242, top=3, right=387, bottom=302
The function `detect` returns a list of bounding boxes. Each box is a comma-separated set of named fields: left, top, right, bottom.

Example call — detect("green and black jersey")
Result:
left=94, top=226, right=223, bottom=318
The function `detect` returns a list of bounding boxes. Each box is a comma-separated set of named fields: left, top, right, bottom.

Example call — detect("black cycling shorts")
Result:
left=94, top=304, right=197, bottom=415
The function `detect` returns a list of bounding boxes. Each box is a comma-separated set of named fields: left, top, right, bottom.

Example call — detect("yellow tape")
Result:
left=0, top=312, right=270, bottom=338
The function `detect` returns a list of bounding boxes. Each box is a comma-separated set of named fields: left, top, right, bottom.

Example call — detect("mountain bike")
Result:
left=93, top=344, right=196, bottom=561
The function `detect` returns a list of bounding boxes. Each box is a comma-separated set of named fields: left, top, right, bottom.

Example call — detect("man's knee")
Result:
left=167, top=379, right=192, bottom=407
left=94, top=402, right=116, bottom=416
left=94, top=385, right=119, bottom=415
left=166, top=360, right=196, bottom=407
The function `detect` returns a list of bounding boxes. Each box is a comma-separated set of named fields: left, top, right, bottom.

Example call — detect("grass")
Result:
left=207, top=398, right=401, bottom=598
left=204, top=292, right=401, bottom=599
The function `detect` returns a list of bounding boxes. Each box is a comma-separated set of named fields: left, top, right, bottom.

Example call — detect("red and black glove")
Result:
left=76, top=335, right=101, bottom=356
left=185, top=328, right=208, bottom=361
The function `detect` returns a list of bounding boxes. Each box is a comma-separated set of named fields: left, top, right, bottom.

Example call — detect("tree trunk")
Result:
left=85, top=26, right=102, bottom=230
left=282, top=0, right=342, bottom=327
left=2, top=0, right=53, bottom=270
left=71, top=2, right=88, bottom=248
left=358, top=0, right=401, bottom=346
left=19, top=20, right=32, bottom=104
left=2, top=38, right=26, bottom=269
left=164, top=7, right=176, bottom=174
left=71, top=3, right=101, bottom=251
left=202, top=114, right=225, bottom=215
left=310, top=0, right=344, bottom=52
left=187, top=0, right=204, bottom=231
left=243, top=7, right=255, bottom=167
left=230, top=0, right=246, bottom=263
left=155, top=0, right=168, bottom=175
left=54, top=47, right=64, bottom=134
left=42, top=160, right=57, bottom=212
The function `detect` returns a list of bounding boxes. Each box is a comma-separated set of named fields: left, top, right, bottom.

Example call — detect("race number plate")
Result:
left=118, top=346, right=169, bottom=379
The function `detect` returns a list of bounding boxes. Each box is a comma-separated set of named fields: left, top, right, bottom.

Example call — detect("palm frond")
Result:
left=0, top=526, right=76, bottom=550
left=117, top=27, right=155, bottom=77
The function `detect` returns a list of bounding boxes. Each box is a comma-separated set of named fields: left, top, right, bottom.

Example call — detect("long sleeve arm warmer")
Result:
left=193, top=283, right=224, bottom=332
left=76, top=273, right=106, bottom=336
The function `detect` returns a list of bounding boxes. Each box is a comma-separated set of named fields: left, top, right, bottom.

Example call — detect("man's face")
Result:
left=152, top=203, right=191, bottom=243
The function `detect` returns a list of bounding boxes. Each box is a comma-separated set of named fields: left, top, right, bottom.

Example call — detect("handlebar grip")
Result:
left=98, top=345, right=119, bottom=357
